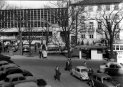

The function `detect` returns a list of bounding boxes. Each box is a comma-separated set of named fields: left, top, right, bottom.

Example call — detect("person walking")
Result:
left=65, top=59, right=70, bottom=71
left=39, top=44, right=42, bottom=59
left=54, top=66, right=61, bottom=81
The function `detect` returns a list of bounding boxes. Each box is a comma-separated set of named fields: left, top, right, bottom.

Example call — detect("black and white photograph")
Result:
left=0, top=0, right=123, bottom=87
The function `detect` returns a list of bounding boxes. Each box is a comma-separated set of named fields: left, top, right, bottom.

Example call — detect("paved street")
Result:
left=7, top=54, right=123, bottom=87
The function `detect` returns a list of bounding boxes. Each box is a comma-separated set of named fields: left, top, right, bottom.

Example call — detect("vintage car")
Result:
left=70, top=66, right=89, bottom=80
left=0, top=73, right=49, bottom=87
left=0, top=67, right=33, bottom=81
left=0, top=61, right=8, bottom=66
left=99, top=62, right=123, bottom=75
left=88, top=72, right=121, bottom=87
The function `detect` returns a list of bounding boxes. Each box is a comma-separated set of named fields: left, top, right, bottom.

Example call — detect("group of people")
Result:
left=54, top=58, right=73, bottom=81
left=39, top=43, right=47, bottom=59
left=54, top=60, right=94, bottom=82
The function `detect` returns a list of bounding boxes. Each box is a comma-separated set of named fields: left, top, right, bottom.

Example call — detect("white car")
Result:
left=99, top=62, right=123, bottom=75
left=70, top=66, right=89, bottom=80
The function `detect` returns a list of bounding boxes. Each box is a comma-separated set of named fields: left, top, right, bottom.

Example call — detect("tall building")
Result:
left=0, top=8, right=68, bottom=44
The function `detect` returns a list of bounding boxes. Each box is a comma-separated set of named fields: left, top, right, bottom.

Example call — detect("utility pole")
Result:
left=18, top=19, right=23, bottom=55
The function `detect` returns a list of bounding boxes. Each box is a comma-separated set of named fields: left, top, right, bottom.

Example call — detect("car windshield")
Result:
left=120, top=63, right=123, bottom=66
left=81, top=69, right=88, bottom=72
left=103, top=77, right=112, bottom=81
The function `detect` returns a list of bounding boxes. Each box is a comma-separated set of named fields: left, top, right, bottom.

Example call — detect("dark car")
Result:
left=0, top=67, right=33, bottom=81
left=0, top=61, right=8, bottom=67
left=88, top=72, right=121, bottom=87
left=99, top=62, right=123, bottom=75
left=23, top=45, right=30, bottom=52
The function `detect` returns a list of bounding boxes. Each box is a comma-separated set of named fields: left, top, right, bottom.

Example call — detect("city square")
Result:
left=0, top=0, right=123, bottom=87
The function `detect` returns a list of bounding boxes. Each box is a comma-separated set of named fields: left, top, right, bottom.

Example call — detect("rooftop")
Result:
left=71, top=0, right=123, bottom=6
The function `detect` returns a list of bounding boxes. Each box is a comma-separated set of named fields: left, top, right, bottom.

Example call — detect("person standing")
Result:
left=83, top=61, right=87, bottom=67
left=39, top=44, right=42, bottom=59
left=69, top=58, right=72, bottom=71
left=42, top=44, right=47, bottom=59
left=54, top=66, right=61, bottom=81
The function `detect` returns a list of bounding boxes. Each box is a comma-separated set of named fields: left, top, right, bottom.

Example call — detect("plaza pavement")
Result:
left=6, top=54, right=106, bottom=63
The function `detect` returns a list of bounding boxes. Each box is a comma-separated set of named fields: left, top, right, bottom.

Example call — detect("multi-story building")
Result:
left=70, top=0, right=123, bottom=62
left=70, top=0, right=123, bottom=45
left=0, top=8, right=68, bottom=45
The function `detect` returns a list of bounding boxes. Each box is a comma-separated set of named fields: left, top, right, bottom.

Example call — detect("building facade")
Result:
left=0, top=8, right=68, bottom=45
left=70, top=0, right=123, bottom=45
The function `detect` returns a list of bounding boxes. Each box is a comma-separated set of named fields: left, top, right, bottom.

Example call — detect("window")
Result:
left=106, top=5, right=110, bottom=11
left=89, top=22, right=93, bottom=29
left=12, top=78, right=18, bottom=82
left=76, top=68, right=80, bottom=72
left=116, top=45, right=119, bottom=50
left=114, top=14, right=119, bottom=21
left=110, top=64, right=116, bottom=68
left=88, top=6, right=93, bottom=11
left=115, top=33, right=119, bottom=39
left=19, top=77, right=25, bottom=80
left=89, top=34, right=93, bottom=38
left=81, top=23, right=85, bottom=30
left=98, top=22, right=102, bottom=29
left=120, top=45, right=123, bottom=50
left=81, top=34, right=85, bottom=38
left=114, top=4, right=119, bottom=10
left=113, top=45, right=115, bottom=50
left=97, top=5, right=102, bottom=11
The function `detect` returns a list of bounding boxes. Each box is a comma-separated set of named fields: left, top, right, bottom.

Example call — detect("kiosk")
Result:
left=113, top=44, right=123, bottom=64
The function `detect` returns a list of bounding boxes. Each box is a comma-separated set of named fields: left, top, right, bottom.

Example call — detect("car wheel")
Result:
left=70, top=72, right=74, bottom=76
left=80, top=77, right=83, bottom=81
left=88, top=80, right=95, bottom=87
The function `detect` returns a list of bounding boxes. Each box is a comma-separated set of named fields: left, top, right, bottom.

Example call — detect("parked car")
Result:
left=70, top=66, right=89, bottom=80
left=23, top=45, right=30, bottom=52
left=0, top=73, right=49, bottom=87
left=0, top=61, right=8, bottom=66
left=98, top=62, right=123, bottom=75
left=87, top=72, right=121, bottom=87
left=0, top=66, right=33, bottom=81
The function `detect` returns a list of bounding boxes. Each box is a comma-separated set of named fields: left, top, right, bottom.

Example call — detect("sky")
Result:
left=6, top=1, right=58, bottom=8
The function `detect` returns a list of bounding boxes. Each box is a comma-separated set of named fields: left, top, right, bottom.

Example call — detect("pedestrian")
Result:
left=54, top=66, right=61, bottom=81
left=69, top=58, right=72, bottom=71
left=39, top=44, right=42, bottom=59
left=83, top=61, right=87, bottom=66
left=65, top=59, right=70, bottom=71
left=42, top=44, right=47, bottom=59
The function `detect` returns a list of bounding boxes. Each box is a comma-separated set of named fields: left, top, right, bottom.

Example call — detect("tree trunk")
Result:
left=109, top=36, right=114, bottom=60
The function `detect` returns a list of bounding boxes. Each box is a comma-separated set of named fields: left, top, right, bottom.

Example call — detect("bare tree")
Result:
left=44, top=0, right=86, bottom=57
left=96, top=6, right=123, bottom=59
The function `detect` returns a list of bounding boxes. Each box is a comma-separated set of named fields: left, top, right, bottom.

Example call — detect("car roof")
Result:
left=1, top=63, right=18, bottom=68
left=76, top=66, right=88, bottom=69
left=93, top=73, right=111, bottom=78
left=6, top=73, right=24, bottom=78
left=0, top=61, right=8, bottom=64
